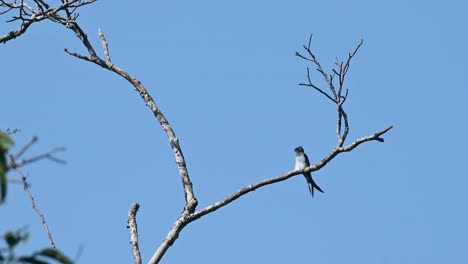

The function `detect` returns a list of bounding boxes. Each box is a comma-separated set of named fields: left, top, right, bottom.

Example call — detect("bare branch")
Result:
left=298, top=68, right=337, bottom=103
left=127, top=203, right=142, bottom=264
left=148, top=124, right=393, bottom=263
left=149, top=213, right=188, bottom=264
left=0, top=0, right=96, bottom=44
left=296, top=36, right=367, bottom=147
left=61, top=25, right=200, bottom=263
left=295, top=34, right=338, bottom=99
left=62, top=26, right=198, bottom=212
left=189, top=125, right=393, bottom=221
left=7, top=154, right=57, bottom=250
left=338, top=39, right=363, bottom=95
left=14, top=136, right=38, bottom=159
left=0, top=128, right=21, bottom=135
left=7, top=146, right=66, bottom=169
left=64, top=48, right=93, bottom=62
left=7, top=177, right=29, bottom=187
left=147, top=124, right=394, bottom=264
left=98, top=28, right=111, bottom=65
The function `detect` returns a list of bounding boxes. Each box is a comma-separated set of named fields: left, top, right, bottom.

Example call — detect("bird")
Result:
left=294, top=146, right=324, bottom=197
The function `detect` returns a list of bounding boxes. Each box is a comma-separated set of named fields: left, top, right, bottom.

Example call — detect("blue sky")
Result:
left=2, top=0, right=467, bottom=263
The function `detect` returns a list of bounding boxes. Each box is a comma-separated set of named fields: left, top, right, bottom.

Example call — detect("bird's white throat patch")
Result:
left=295, top=154, right=307, bottom=170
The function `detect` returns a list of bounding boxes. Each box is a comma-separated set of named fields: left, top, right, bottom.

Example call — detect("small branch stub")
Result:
left=127, top=203, right=141, bottom=264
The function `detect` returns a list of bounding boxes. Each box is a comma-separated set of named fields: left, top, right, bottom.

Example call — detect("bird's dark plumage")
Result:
left=294, top=146, right=324, bottom=197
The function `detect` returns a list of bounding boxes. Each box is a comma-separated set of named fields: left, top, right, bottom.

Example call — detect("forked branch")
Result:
left=7, top=137, right=66, bottom=170
left=296, top=34, right=365, bottom=146
left=0, top=0, right=95, bottom=43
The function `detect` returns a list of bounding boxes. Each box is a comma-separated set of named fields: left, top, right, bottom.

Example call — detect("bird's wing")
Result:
left=304, top=153, right=311, bottom=166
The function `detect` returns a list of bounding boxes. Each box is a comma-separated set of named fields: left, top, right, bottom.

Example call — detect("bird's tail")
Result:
left=305, top=173, right=324, bottom=197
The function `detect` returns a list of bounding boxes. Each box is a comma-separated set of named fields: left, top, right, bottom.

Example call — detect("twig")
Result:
left=0, top=128, right=21, bottom=135
left=7, top=146, right=66, bottom=169
left=127, top=203, right=142, bottom=264
left=14, top=136, right=38, bottom=159
left=98, top=28, right=111, bottom=65
left=298, top=68, right=336, bottom=103
left=7, top=178, right=30, bottom=187
left=7, top=154, right=56, bottom=250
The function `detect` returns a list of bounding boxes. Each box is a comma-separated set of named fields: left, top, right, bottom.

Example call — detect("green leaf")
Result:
left=0, top=132, right=13, bottom=204
left=0, top=152, right=7, bottom=204
left=16, top=256, right=49, bottom=264
left=38, top=248, right=73, bottom=264
left=0, top=132, right=14, bottom=152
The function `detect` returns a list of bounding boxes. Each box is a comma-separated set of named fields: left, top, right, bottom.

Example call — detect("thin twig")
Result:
left=298, top=68, right=336, bottom=103
left=14, top=136, right=38, bottom=159
left=7, top=154, right=57, bottom=250
left=64, top=48, right=92, bottom=61
left=0, top=128, right=21, bottom=135
left=7, top=178, right=30, bottom=187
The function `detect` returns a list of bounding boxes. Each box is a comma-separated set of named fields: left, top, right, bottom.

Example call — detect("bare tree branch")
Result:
left=7, top=153, right=56, bottom=250
left=63, top=27, right=198, bottom=210
left=14, top=136, right=38, bottom=159
left=0, top=0, right=95, bottom=43
left=189, top=125, right=392, bottom=221
left=1, top=2, right=393, bottom=262
left=127, top=203, right=141, bottom=264
left=296, top=35, right=366, bottom=147
left=149, top=125, right=392, bottom=263
left=98, top=28, right=111, bottom=65
left=7, top=146, right=66, bottom=169
left=298, top=68, right=336, bottom=103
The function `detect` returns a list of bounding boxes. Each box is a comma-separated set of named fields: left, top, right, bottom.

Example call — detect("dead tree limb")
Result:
left=128, top=203, right=142, bottom=264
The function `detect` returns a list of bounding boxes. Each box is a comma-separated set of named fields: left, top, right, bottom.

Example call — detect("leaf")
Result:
left=0, top=154, right=6, bottom=204
left=16, top=256, right=49, bottom=264
left=38, top=248, right=73, bottom=264
left=5, top=231, right=21, bottom=248
left=0, top=132, right=14, bottom=151
left=0, top=132, right=13, bottom=204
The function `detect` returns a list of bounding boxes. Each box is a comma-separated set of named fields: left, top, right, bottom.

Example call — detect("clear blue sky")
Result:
left=2, top=0, right=467, bottom=263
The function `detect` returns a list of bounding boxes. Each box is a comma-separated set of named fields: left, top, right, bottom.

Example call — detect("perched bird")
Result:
left=294, top=146, right=324, bottom=197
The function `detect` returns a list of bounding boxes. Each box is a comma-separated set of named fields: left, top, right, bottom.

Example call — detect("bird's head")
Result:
left=294, top=146, right=304, bottom=154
